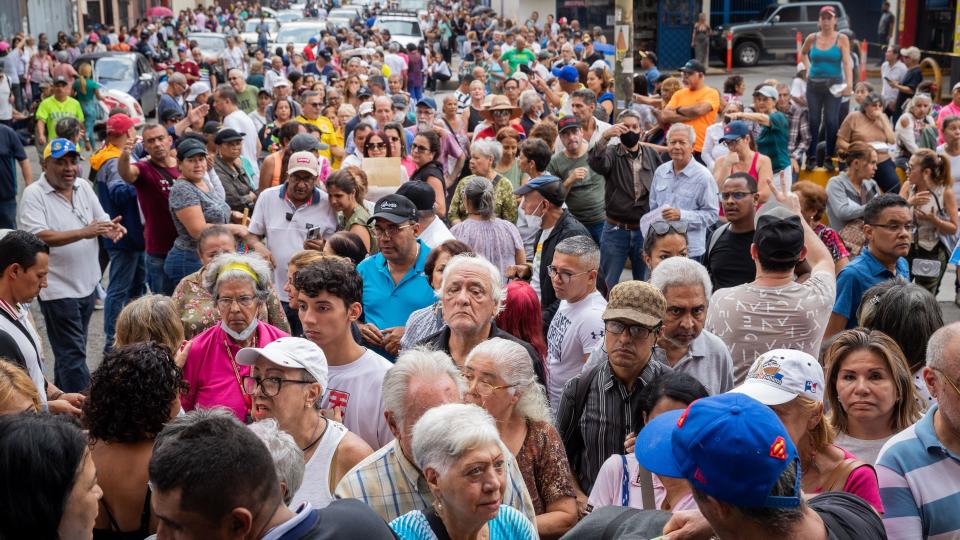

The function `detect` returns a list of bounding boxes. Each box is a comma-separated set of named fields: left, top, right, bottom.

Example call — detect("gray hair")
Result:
left=908, top=93, right=932, bottom=111
left=554, top=235, right=600, bottom=270
left=410, top=403, right=506, bottom=476
left=649, top=256, right=712, bottom=299
left=382, top=348, right=465, bottom=430
left=247, top=419, right=304, bottom=505
left=463, top=176, right=495, bottom=219
left=571, top=88, right=596, bottom=107
left=518, top=90, right=541, bottom=113
left=440, top=254, right=506, bottom=315
left=666, top=123, right=696, bottom=146
left=153, top=407, right=237, bottom=453
left=470, top=138, right=503, bottom=163
left=202, top=253, right=273, bottom=301
left=617, top=109, right=642, bottom=123
left=465, top=338, right=550, bottom=423
left=926, top=322, right=960, bottom=371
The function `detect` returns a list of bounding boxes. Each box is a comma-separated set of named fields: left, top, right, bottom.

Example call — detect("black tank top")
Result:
left=467, top=106, right=484, bottom=134
left=92, top=487, right=152, bottom=540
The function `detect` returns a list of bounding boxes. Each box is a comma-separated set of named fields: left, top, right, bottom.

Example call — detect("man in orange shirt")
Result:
left=657, top=59, right=720, bottom=160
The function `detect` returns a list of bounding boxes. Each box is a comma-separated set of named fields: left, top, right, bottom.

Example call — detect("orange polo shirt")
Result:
left=666, top=85, right=721, bottom=152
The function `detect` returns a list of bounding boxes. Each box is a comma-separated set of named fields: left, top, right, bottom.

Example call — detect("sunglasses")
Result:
left=720, top=137, right=742, bottom=146
left=410, top=143, right=430, bottom=154
left=365, top=142, right=387, bottom=150
left=648, top=220, right=688, bottom=235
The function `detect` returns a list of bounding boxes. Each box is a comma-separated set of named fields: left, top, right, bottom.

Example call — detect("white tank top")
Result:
left=289, top=419, right=349, bottom=509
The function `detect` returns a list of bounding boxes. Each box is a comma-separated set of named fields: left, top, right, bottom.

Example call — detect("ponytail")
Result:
left=844, top=141, right=874, bottom=167
left=915, top=148, right=951, bottom=188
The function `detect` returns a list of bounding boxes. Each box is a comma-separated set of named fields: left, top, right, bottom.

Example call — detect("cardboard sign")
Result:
left=362, top=157, right=403, bottom=187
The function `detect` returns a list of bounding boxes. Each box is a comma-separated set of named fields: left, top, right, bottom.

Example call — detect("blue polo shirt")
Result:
left=833, top=247, right=909, bottom=328
left=357, top=239, right=433, bottom=359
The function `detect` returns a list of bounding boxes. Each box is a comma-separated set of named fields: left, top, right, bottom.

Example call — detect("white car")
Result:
left=271, top=20, right=328, bottom=55
left=241, top=18, right=280, bottom=55
left=376, top=13, right=424, bottom=49
left=96, top=88, right=147, bottom=128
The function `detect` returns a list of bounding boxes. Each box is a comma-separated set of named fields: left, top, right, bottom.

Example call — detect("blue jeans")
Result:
left=39, top=291, right=97, bottom=392
left=0, top=199, right=16, bottom=230
left=583, top=220, right=604, bottom=246
left=599, top=222, right=646, bottom=291
left=806, top=80, right=842, bottom=163
left=409, top=85, right=423, bottom=101
left=163, top=247, right=202, bottom=288
left=146, top=253, right=175, bottom=295
left=874, top=159, right=901, bottom=193
left=104, top=249, right=147, bottom=351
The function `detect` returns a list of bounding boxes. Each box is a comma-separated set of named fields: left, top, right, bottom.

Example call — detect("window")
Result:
left=774, top=6, right=803, bottom=22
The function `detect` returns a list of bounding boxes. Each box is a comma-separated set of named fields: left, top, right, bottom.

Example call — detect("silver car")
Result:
left=241, top=19, right=279, bottom=55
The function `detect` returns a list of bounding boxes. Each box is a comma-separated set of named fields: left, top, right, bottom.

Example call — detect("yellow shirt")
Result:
left=666, top=85, right=721, bottom=152
left=295, top=115, right=340, bottom=162
left=330, top=128, right=346, bottom=170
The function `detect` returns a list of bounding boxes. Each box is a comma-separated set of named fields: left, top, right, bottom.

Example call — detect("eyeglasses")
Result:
left=547, top=265, right=592, bottom=284
left=365, top=142, right=387, bottom=150
left=491, top=109, right=512, bottom=117
left=932, top=368, right=960, bottom=398
left=462, top=371, right=515, bottom=397
left=720, top=191, right=756, bottom=201
left=868, top=222, right=916, bottom=234
left=605, top=320, right=660, bottom=340
left=410, top=143, right=431, bottom=154
left=216, top=295, right=257, bottom=309
left=648, top=220, right=688, bottom=235
left=307, top=101, right=322, bottom=107
left=372, top=224, right=412, bottom=239
left=241, top=375, right=310, bottom=397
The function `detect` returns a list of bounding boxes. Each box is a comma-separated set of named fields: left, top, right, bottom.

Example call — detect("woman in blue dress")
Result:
left=73, top=63, right=103, bottom=151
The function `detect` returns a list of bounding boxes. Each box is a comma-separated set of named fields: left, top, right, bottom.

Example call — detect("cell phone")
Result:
left=519, top=64, right=532, bottom=75
left=306, top=226, right=324, bottom=241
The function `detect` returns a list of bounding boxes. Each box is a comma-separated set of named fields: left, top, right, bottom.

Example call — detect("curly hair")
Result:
left=292, top=256, right=363, bottom=307
left=83, top=342, right=186, bottom=443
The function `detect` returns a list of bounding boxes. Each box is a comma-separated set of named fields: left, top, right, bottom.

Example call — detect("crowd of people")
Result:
left=1, top=0, right=960, bottom=539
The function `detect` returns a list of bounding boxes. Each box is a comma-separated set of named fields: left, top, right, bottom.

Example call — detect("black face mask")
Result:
left=620, top=130, right=641, bottom=148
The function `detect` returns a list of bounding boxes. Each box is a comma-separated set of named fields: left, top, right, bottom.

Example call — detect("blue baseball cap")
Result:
left=43, top=139, right=80, bottom=160
left=416, top=97, right=437, bottom=110
left=551, top=64, right=579, bottom=84
left=308, top=37, right=319, bottom=44
left=721, top=120, right=752, bottom=141
left=635, top=393, right=802, bottom=509
left=514, top=174, right=565, bottom=207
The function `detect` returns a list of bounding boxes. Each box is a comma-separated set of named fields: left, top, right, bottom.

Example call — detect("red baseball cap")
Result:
left=106, top=113, right=140, bottom=135
left=819, top=5, right=837, bottom=16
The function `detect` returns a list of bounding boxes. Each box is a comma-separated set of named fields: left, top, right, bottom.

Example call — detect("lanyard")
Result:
left=620, top=454, right=630, bottom=507
left=223, top=338, right=253, bottom=420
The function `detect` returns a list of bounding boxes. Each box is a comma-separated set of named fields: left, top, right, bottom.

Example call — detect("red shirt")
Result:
left=473, top=122, right=526, bottom=141
left=174, top=60, right=200, bottom=83
left=302, top=44, right=316, bottom=61
left=133, top=160, right=180, bottom=256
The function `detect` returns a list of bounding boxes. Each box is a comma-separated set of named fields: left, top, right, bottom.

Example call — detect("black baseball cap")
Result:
left=514, top=175, right=566, bottom=207
left=162, top=108, right=184, bottom=123
left=396, top=181, right=436, bottom=211
left=367, top=194, right=418, bottom=224
left=558, top=116, right=580, bottom=133
left=754, top=206, right=804, bottom=263
left=202, top=121, right=222, bottom=135
left=680, top=59, right=706, bottom=74
left=214, top=128, right=245, bottom=144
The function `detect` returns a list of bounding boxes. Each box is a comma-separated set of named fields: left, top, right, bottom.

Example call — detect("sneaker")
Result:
left=804, top=160, right=816, bottom=172
left=824, top=159, right=836, bottom=173
left=94, top=298, right=104, bottom=310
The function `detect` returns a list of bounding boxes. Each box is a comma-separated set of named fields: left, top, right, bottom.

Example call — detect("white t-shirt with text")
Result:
left=321, top=349, right=394, bottom=449
left=545, top=290, right=608, bottom=410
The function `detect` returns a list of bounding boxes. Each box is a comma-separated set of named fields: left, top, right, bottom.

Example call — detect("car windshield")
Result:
left=190, top=35, right=226, bottom=54
left=277, top=27, right=318, bottom=43
left=378, top=20, right=420, bottom=36
left=329, top=9, right=356, bottom=18
left=277, top=12, right=301, bottom=22
left=245, top=20, right=276, bottom=32
left=94, top=57, right=135, bottom=82
left=760, top=5, right=778, bottom=20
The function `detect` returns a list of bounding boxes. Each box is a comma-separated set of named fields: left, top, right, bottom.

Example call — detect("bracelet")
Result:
left=49, top=390, right=64, bottom=400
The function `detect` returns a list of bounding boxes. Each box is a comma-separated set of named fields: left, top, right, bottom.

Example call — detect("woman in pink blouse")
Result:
left=180, top=253, right=288, bottom=421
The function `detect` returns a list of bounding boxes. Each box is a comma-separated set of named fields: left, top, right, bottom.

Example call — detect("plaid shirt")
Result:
left=556, top=354, right=670, bottom=493
left=334, top=440, right=536, bottom=524
left=785, top=102, right=811, bottom=162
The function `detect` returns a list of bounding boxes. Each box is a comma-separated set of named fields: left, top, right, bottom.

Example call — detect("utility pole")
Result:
left=613, top=0, right=634, bottom=115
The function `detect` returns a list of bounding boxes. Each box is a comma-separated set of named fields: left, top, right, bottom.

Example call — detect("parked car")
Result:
left=241, top=18, right=280, bottom=55
left=327, top=7, right=362, bottom=29
left=275, top=10, right=304, bottom=23
left=376, top=11, right=424, bottom=49
left=711, top=1, right=855, bottom=67
left=187, top=32, right=229, bottom=59
left=271, top=20, right=328, bottom=54
left=97, top=88, right=147, bottom=127
left=74, top=52, right=158, bottom=118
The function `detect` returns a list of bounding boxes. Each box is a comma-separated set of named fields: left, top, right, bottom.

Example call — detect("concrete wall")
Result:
left=501, top=0, right=556, bottom=26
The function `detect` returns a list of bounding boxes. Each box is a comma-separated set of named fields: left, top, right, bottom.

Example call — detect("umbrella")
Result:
left=147, top=6, right=174, bottom=18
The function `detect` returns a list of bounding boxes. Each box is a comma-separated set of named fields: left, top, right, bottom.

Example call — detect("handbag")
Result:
left=809, top=78, right=834, bottom=93
left=839, top=218, right=865, bottom=257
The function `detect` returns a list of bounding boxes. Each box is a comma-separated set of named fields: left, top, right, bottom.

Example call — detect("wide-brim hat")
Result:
left=481, top=95, right=521, bottom=121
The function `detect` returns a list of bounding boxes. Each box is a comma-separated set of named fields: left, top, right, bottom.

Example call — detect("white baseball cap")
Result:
left=186, top=81, right=211, bottom=102
left=236, top=337, right=328, bottom=391
left=731, top=349, right=824, bottom=405
left=286, top=151, right=320, bottom=176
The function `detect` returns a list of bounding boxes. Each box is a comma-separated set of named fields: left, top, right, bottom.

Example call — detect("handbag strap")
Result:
left=424, top=508, right=454, bottom=540
left=636, top=462, right=657, bottom=510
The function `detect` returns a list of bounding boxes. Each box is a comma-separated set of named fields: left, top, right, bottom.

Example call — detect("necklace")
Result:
left=301, top=415, right=328, bottom=453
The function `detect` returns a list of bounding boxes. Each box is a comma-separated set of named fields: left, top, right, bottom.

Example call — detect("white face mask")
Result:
left=525, top=200, right=545, bottom=228
left=220, top=318, right=258, bottom=341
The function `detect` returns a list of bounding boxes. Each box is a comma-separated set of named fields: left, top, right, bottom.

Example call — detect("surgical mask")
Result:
left=620, top=130, right=641, bottom=148
left=220, top=319, right=258, bottom=341
left=524, top=200, right=544, bottom=229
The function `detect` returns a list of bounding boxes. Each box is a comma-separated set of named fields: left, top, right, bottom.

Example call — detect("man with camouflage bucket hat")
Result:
left=556, top=280, right=671, bottom=514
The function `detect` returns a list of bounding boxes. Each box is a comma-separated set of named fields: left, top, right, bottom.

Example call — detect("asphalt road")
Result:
left=21, top=63, right=960, bottom=380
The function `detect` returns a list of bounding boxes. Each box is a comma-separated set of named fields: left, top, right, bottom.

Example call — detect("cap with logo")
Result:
left=396, top=181, right=436, bottom=211
left=106, top=113, right=140, bottom=135
left=287, top=151, right=320, bottom=176
left=176, top=137, right=208, bottom=159
left=635, top=393, right=802, bottom=509
left=44, top=139, right=80, bottom=160
left=753, top=85, right=779, bottom=100
left=53, top=75, right=70, bottom=85
left=753, top=205, right=804, bottom=264
left=602, top=280, right=666, bottom=327
left=731, top=349, right=825, bottom=405
left=513, top=174, right=566, bottom=207
left=680, top=59, right=706, bottom=74
left=721, top=120, right=751, bottom=141
left=367, top=194, right=418, bottom=225
left=551, top=64, right=579, bottom=83
left=819, top=5, right=837, bottom=16
left=236, top=337, right=328, bottom=392
left=558, top=116, right=581, bottom=133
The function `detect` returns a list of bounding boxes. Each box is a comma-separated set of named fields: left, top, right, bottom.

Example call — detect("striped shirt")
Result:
left=389, top=505, right=536, bottom=540
left=334, top=440, right=537, bottom=524
left=876, top=404, right=960, bottom=539
left=555, top=356, right=670, bottom=493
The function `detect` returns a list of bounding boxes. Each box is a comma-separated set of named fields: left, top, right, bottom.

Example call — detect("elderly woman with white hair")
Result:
left=248, top=418, right=305, bottom=506
left=448, top=139, right=519, bottom=224
left=390, top=403, right=538, bottom=540
left=464, top=338, right=577, bottom=538
left=179, top=252, right=290, bottom=421
left=895, top=94, right=938, bottom=169
left=417, top=254, right=547, bottom=387
left=450, top=177, right=526, bottom=280
left=518, top=90, right=544, bottom=136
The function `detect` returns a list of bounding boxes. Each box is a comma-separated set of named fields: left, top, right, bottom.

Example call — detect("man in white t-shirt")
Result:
left=384, top=42, right=408, bottom=83
left=544, top=235, right=607, bottom=410
left=214, top=84, right=260, bottom=186
left=396, top=181, right=453, bottom=249
left=294, top=256, right=394, bottom=449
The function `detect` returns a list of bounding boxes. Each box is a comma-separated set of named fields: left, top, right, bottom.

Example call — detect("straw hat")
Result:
left=481, top=95, right=521, bottom=121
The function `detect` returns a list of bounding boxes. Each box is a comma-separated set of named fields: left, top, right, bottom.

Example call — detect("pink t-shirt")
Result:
left=181, top=322, right=289, bottom=420
left=812, top=446, right=884, bottom=514
left=587, top=454, right=697, bottom=512
left=938, top=102, right=960, bottom=144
